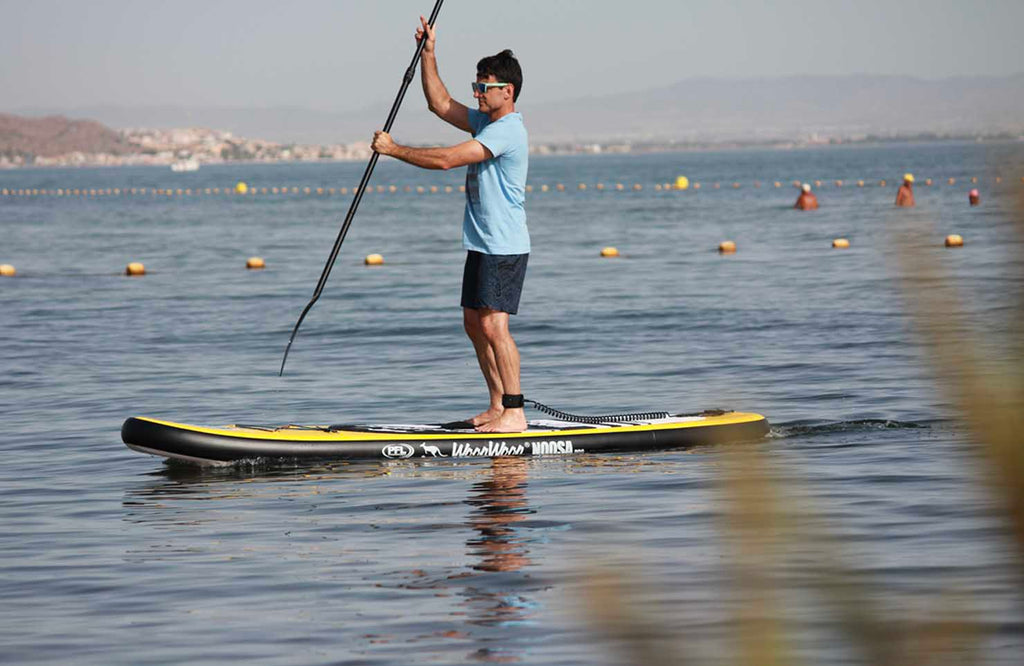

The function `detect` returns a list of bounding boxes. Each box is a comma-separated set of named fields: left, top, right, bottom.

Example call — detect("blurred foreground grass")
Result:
left=585, top=187, right=1024, bottom=664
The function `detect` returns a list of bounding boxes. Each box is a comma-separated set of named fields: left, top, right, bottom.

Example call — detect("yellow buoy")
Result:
left=832, top=238, right=850, bottom=249
left=633, top=184, right=642, bottom=191
left=578, top=183, right=587, bottom=190
left=246, top=257, right=265, bottom=270
left=814, top=180, right=822, bottom=188
left=364, top=253, right=384, bottom=266
left=970, top=177, right=978, bottom=184
left=388, top=185, right=396, bottom=193
left=556, top=184, right=565, bottom=191
left=675, top=175, right=690, bottom=190
left=948, top=178, right=956, bottom=186
left=774, top=181, right=781, bottom=188
left=0, top=264, right=16, bottom=277
left=945, top=234, right=964, bottom=248
left=430, top=186, right=438, bottom=193
left=541, top=184, right=550, bottom=192
left=596, top=183, right=605, bottom=190
left=925, top=178, right=933, bottom=186
left=835, top=180, right=843, bottom=187
left=718, top=241, right=736, bottom=254
left=615, top=183, right=624, bottom=191
left=857, top=180, right=865, bottom=187
left=125, top=262, right=146, bottom=276
left=600, top=247, right=619, bottom=258
left=525, top=185, right=533, bottom=192
left=732, top=182, right=741, bottom=189
left=235, top=181, right=248, bottom=194
left=693, top=183, right=701, bottom=190
left=879, top=180, right=887, bottom=187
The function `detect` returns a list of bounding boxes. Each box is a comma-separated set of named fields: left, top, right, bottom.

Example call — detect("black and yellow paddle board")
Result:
left=122, top=411, right=769, bottom=466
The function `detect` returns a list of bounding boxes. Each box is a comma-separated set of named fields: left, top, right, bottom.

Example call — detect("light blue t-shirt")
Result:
left=464, top=109, right=529, bottom=255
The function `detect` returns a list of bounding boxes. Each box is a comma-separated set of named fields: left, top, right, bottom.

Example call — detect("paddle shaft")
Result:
left=280, top=0, right=445, bottom=376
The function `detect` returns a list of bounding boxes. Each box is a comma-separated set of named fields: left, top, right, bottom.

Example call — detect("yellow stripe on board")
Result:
left=135, top=413, right=767, bottom=442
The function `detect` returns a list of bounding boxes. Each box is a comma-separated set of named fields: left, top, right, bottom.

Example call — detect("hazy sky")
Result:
left=4, top=0, right=1023, bottom=112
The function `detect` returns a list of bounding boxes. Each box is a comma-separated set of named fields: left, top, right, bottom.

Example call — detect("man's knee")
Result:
left=478, top=309, right=510, bottom=344
left=463, top=308, right=484, bottom=339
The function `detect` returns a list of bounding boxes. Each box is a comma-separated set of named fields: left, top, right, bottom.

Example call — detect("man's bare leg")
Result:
left=464, top=307, right=504, bottom=426
left=475, top=308, right=527, bottom=433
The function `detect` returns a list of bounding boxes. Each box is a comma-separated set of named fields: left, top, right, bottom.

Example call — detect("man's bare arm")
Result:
left=372, top=131, right=491, bottom=170
left=416, top=16, right=471, bottom=133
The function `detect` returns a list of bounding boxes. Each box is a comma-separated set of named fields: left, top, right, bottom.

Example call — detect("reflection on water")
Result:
left=121, top=457, right=551, bottom=663
left=465, top=457, right=534, bottom=574
left=459, top=457, right=545, bottom=662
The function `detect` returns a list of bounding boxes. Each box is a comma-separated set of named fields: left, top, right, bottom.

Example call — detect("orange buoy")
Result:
left=556, top=184, right=565, bottom=191
left=125, top=262, right=146, bottom=276
left=832, top=238, right=850, bottom=249
left=718, top=241, right=736, bottom=254
left=600, top=247, right=619, bottom=258
left=364, top=253, right=384, bottom=266
left=944, top=234, right=964, bottom=248
left=246, top=257, right=266, bottom=270
left=0, top=264, right=16, bottom=277
left=596, top=183, right=605, bottom=190
left=578, top=183, right=587, bottom=190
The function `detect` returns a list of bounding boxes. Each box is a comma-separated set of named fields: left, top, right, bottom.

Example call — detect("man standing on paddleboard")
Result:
left=371, top=16, right=529, bottom=433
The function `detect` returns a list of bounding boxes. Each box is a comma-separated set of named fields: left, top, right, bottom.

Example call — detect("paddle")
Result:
left=279, top=0, right=445, bottom=376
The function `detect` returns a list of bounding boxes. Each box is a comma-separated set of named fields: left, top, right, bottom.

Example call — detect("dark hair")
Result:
left=476, top=49, right=522, bottom=103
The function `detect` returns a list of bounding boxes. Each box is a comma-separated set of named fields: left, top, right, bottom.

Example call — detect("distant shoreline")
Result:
left=3, top=135, right=1021, bottom=172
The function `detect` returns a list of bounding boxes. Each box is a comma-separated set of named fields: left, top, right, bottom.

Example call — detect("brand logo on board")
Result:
left=382, top=443, right=415, bottom=459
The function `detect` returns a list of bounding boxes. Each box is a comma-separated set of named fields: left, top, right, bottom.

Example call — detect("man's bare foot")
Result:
left=468, top=406, right=503, bottom=427
left=476, top=408, right=527, bottom=433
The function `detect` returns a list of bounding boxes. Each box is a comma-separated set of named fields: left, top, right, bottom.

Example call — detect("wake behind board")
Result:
left=122, top=411, right=769, bottom=466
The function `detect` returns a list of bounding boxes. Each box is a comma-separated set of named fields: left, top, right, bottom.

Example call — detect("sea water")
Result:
left=2, top=142, right=1024, bottom=664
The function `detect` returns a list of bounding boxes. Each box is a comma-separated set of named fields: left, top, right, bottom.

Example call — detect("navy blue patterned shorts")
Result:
left=461, top=251, right=529, bottom=314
